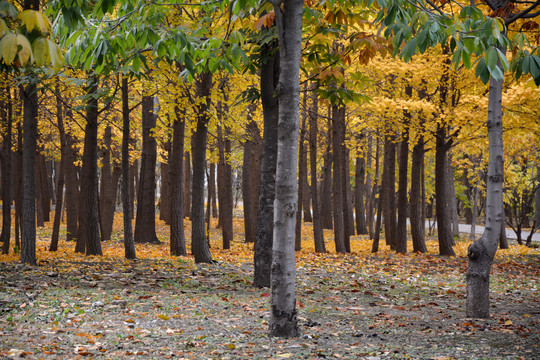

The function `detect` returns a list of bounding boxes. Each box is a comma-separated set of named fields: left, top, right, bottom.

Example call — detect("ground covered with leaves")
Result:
left=0, top=218, right=539, bottom=359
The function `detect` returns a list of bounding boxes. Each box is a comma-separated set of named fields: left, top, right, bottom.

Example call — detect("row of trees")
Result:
left=0, top=0, right=539, bottom=337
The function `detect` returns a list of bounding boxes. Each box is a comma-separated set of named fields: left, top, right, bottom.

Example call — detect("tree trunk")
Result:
left=410, top=136, right=427, bottom=253
left=354, top=155, right=368, bottom=235
left=343, top=147, right=355, bottom=242
left=470, top=175, right=481, bottom=240
left=35, top=153, right=45, bottom=227
left=170, top=100, right=187, bottom=257
left=320, top=118, right=333, bottom=230
left=50, top=81, right=65, bottom=252
left=121, top=76, right=136, bottom=259
left=134, top=95, right=160, bottom=244
left=396, top=128, right=409, bottom=254
left=100, top=124, right=120, bottom=241
left=160, top=160, right=171, bottom=225
left=243, top=111, right=262, bottom=244
left=183, top=151, right=191, bottom=219
left=447, top=154, right=460, bottom=241
left=331, top=104, right=346, bottom=253
left=21, top=81, right=38, bottom=265
left=64, top=133, right=79, bottom=241
left=308, top=83, right=325, bottom=253
left=254, top=42, right=279, bottom=288
left=435, top=126, right=455, bottom=256
left=295, top=111, right=308, bottom=251
left=209, top=162, right=218, bottom=218
left=0, top=79, right=12, bottom=254
left=270, top=0, right=302, bottom=338
left=466, top=63, right=505, bottom=318
left=191, top=72, right=214, bottom=263
left=75, top=77, right=102, bottom=256
left=382, top=134, right=397, bottom=250
left=217, top=124, right=234, bottom=248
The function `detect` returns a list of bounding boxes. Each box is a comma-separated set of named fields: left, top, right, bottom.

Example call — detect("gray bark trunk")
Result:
left=466, top=60, right=505, bottom=318
left=270, top=0, right=302, bottom=338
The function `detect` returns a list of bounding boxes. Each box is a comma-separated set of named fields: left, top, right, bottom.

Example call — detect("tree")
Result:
left=269, top=0, right=303, bottom=338
left=376, top=0, right=540, bottom=318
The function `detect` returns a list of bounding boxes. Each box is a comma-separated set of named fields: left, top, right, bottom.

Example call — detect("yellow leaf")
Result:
left=0, top=33, right=17, bottom=65
left=16, top=34, right=33, bottom=65
left=47, top=38, right=64, bottom=72
left=32, top=37, right=49, bottom=66
left=504, top=320, right=513, bottom=326
left=227, top=343, right=236, bottom=349
left=19, top=10, right=50, bottom=33
left=277, top=354, right=293, bottom=358
left=157, top=314, right=169, bottom=320
left=0, top=18, right=8, bottom=37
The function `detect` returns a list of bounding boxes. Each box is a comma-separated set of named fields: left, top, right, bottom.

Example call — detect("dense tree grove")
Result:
left=0, top=0, right=538, bottom=338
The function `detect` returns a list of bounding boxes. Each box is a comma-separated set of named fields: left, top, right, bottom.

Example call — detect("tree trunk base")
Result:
left=466, top=239, right=491, bottom=318
left=270, top=306, right=300, bottom=338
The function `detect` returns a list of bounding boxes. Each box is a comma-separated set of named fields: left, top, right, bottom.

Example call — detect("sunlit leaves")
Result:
left=0, top=33, right=33, bottom=66
left=19, top=10, right=51, bottom=34
left=32, top=38, right=64, bottom=71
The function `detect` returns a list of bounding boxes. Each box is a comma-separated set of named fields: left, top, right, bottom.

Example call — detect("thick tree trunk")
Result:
left=170, top=101, right=187, bottom=257
left=308, top=84, right=325, bottom=253
left=466, top=63, right=505, bottom=318
left=410, top=137, right=427, bottom=253
left=254, top=43, right=279, bottom=288
left=382, top=134, right=397, bottom=250
left=269, top=0, right=302, bottom=338
left=21, top=82, right=38, bottom=265
left=134, top=95, right=160, bottom=244
left=75, top=77, right=102, bottom=256
left=121, top=77, right=136, bottom=259
left=191, top=72, right=214, bottom=263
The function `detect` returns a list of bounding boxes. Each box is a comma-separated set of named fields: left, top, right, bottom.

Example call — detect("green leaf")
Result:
left=495, top=47, right=509, bottom=72
left=401, top=37, right=416, bottom=62
left=475, top=58, right=490, bottom=84
left=486, top=46, right=498, bottom=71
left=529, top=55, right=540, bottom=80
left=462, top=49, right=471, bottom=69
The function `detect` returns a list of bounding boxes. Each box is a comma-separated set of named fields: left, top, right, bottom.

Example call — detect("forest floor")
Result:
left=0, top=217, right=539, bottom=360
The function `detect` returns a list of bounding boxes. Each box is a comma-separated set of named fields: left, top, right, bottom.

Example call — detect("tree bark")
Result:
left=183, top=151, right=191, bottom=219
left=100, top=124, right=120, bottom=241
left=320, top=114, right=333, bottom=230
left=269, top=0, right=302, bottom=338
left=254, top=42, right=279, bottom=287
left=75, top=76, right=102, bottom=256
left=134, top=95, right=160, bottom=244
left=20, top=81, right=38, bottom=265
left=50, top=81, right=65, bottom=252
left=243, top=110, right=262, bottom=244
left=191, top=72, right=214, bottom=263
left=308, top=84, right=325, bottom=253
left=209, top=162, right=218, bottom=218
left=396, top=128, right=409, bottom=254
left=160, top=160, right=171, bottom=225
left=466, top=57, right=505, bottom=318
left=64, top=133, right=79, bottom=241
left=354, top=155, right=368, bottom=235
left=332, top=104, right=346, bottom=253
left=410, top=136, right=427, bottom=253
left=382, top=134, right=397, bottom=250
left=217, top=123, right=233, bottom=248
left=435, top=126, right=455, bottom=256
left=170, top=99, right=187, bottom=257
left=0, top=78, right=12, bottom=254
left=121, top=77, right=136, bottom=259
left=295, top=110, right=307, bottom=251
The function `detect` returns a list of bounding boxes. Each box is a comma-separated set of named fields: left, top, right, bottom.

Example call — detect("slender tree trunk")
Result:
left=134, top=95, right=160, bottom=244
left=243, top=110, right=262, bottom=244
left=382, top=134, right=397, bottom=250
left=183, top=151, right=191, bottom=219
left=35, top=153, right=45, bottom=227
left=354, top=155, right=368, bottom=235
left=372, top=187, right=383, bottom=253
left=209, top=162, right=218, bottom=218
left=191, top=72, right=214, bottom=263
left=295, top=112, right=308, bottom=251
left=217, top=127, right=233, bottom=248
left=100, top=125, right=120, bottom=241
left=410, top=137, right=427, bottom=253
left=75, top=76, right=102, bottom=256
left=15, top=121, right=22, bottom=249
left=343, top=147, right=355, bottom=243
left=435, top=127, right=455, bottom=256
left=320, top=119, right=333, bottom=229
left=447, top=154, right=459, bottom=241
left=121, top=77, right=136, bottom=259
left=466, top=61, right=505, bottom=318
left=64, top=133, right=79, bottom=241
left=470, top=176, right=481, bottom=240
left=270, top=0, right=302, bottom=337
left=160, top=160, right=171, bottom=225
left=396, top=128, right=409, bottom=254
left=332, top=104, right=346, bottom=253
left=50, top=81, right=65, bottom=252
left=254, top=43, right=279, bottom=287
left=170, top=99, right=187, bottom=256
left=308, top=83, right=325, bottom=253
left=0, top=78, right=12, bottom=254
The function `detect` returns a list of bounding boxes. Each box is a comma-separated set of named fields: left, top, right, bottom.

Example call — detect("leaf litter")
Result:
left=0, top=218, right=538, bottom=359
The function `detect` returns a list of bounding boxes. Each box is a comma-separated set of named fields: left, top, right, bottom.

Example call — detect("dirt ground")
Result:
left=0, top=238, right=538, bottom=360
